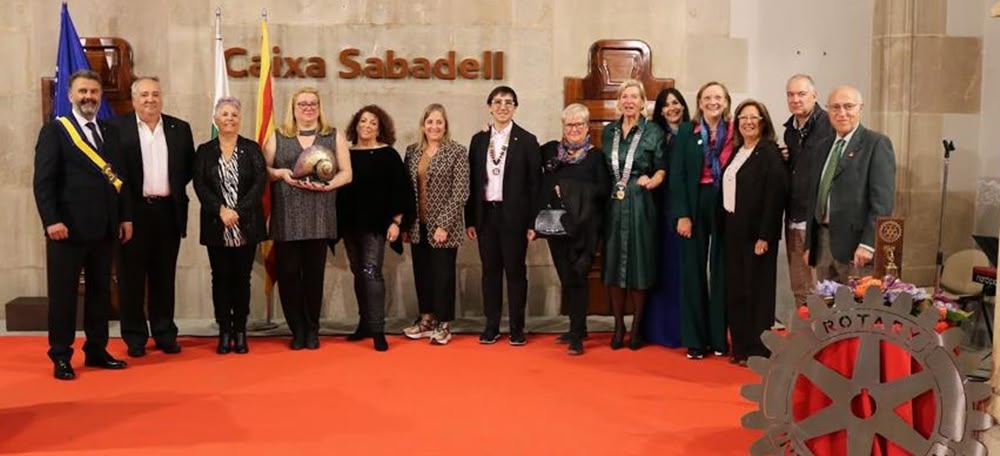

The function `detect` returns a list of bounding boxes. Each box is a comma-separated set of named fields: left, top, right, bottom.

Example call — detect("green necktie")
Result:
left=815, top=138, right=846, bottom=221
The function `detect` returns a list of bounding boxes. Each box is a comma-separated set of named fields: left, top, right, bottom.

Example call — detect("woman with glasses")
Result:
left=719, top=99, right=786, bottom=366
left=537, top=104, right=611, bottom=355
left=601, top=79, right=666, bottom=350
left=264, top=87, right=352, bottom=350
left=671, top=81, right=734, bottom=360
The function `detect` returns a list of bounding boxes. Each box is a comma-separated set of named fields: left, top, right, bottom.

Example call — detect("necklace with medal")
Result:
left=488, top=130, right=510, bottom=176
left=611, top=121, right=643, bottom=200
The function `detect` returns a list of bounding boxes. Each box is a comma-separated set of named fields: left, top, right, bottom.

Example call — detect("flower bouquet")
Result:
left=800, top=275, right=972, bottom=332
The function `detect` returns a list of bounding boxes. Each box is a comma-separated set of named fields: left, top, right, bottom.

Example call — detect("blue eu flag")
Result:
left=53, top=3, right=114, bottom=120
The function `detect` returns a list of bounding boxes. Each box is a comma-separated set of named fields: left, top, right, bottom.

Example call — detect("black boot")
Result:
left=217, top=332, right=232, bottom=355
left=372, top=333, right=388, bottom=352
left=305, top=330, right=320, bottom=350
left=233, top=331, right=249, bottom=354
left=346, top=323, right=369, bottom=341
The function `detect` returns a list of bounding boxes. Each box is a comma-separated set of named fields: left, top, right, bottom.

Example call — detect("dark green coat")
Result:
left=601, top=117, right=665, bottom=289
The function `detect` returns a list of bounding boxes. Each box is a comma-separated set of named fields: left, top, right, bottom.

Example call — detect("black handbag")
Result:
left=534, top=206, right=568, bottom=238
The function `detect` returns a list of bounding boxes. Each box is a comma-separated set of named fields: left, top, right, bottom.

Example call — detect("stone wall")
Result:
left=0, top=0, right=750, bottom=321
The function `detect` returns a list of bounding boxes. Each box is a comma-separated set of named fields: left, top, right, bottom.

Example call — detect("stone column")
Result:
left=870, top=0, right=996, bottom=448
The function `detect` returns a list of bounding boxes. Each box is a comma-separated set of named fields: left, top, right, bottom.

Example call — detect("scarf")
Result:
left=699, top=118, right=727, bottom=187
left=556, top=134, right=591, bottom=165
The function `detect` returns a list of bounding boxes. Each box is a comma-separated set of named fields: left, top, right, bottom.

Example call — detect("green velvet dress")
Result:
left=601, top=117, right=665, bottom=290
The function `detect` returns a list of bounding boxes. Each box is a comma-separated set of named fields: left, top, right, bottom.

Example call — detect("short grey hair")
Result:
left=214, top=96, right=241, bottom=113
left=562, top=103, right=590, bottom=124
left=130, top=76, right=161, bottom=97
left=786, top=74, right=816, bottom=89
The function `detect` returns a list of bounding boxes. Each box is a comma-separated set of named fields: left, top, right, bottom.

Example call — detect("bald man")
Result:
left=804, top=86, right=896, bottom=284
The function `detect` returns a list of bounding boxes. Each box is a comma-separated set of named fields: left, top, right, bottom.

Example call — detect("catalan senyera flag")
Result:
left=255, top=16, right=278, bottom=302
left=211, top=8, right=229, bottom=138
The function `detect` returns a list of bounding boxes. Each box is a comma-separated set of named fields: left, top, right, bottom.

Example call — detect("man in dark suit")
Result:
left=111, top=77, right=195, bottom=357
left=465, top=86, right=541, bottom=346
left=805, top=85, right=896, bottom=284
left=782, top=74, right=833, bottom=305
left=33, top=70, right=132, bottom=380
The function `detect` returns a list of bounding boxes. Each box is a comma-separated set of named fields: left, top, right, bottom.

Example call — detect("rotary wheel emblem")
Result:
left=741, top=287, right=993, bottom=455
left=879, top=220, right=903, bottom=244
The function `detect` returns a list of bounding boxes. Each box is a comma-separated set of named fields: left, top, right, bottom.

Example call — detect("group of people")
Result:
left=33, top=69, right=895, bottom=380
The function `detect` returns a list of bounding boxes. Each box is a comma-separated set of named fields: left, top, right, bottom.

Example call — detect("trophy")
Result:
left=291, top=144, right=337, bottom=184
left=875, top=217, right=904, bottom=278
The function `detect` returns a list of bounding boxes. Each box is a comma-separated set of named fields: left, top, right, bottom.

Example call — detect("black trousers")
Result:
left=723, top=213, right=777, bottom=359
left=207, top=244, right=256, bottom=332
left=342, top=230, right=387, bottom=333
left=275, top=239, right=328, bottom=337
left=46, top=238, right=114, bottom=362
left=478, top=204, right=529, bottom=332
left=118, top=199, right=181, bottom=348
left=411, top=224, right=457, bottom=322
left=547, top=237, right=591, bottom=338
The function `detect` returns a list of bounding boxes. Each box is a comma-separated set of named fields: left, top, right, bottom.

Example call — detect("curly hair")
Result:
left=346, top=104, right=396, bottom=146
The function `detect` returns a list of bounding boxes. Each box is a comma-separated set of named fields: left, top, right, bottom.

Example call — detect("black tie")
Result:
left=85, top=121, right=104, bottom=150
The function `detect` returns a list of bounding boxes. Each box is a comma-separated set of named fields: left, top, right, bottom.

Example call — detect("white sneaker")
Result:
left=430, top=323, right=452, bottom=345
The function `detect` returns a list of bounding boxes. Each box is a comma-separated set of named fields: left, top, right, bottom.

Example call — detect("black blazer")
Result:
left=719, top=140, right=788, bottom=244
left=33, top=116, right=132, bottom=242
left=193, top=136, right=268, bottom=246
left=111, top=112, right=195, bottom=237
left=465, top=122, right=541, bottom=232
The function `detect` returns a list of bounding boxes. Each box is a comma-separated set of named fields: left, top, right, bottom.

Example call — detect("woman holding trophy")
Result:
left=264, top=87, right=352, bottom=351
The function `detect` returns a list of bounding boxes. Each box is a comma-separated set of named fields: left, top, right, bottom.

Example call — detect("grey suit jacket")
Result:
left=805, top=124, right=896, bottom=265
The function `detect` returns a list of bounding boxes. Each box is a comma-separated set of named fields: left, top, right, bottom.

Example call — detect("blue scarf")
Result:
left=699, top=119, right=727, bottom=187
left=556, top=134, right=591, bottom=165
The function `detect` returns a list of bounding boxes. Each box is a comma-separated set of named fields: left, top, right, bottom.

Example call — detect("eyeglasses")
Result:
left=737, top=115, right=762, bottom=122
left=491, top=99, right=516, bottom=107
left=826, top=103, right=860, bottom=113
left=563, top=122, right=587, bottom=130
left=296, top=101, right=319, bottom=109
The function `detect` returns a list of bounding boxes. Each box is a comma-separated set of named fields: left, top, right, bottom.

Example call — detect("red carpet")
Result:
left=0, top=335, right=758, bottom=455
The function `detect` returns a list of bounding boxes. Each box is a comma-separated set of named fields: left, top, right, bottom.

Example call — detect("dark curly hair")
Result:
left=346, top=104, right=396, bottom=146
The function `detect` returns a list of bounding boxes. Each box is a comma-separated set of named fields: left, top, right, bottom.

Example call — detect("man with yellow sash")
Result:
left=33, top=70, right=132, bottom=380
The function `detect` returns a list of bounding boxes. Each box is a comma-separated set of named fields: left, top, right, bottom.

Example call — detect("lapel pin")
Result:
left=847, top=151, right=855, bottom=158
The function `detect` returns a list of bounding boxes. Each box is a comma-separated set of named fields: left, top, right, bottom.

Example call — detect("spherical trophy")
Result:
left=291, top=144, right=336, bottom=183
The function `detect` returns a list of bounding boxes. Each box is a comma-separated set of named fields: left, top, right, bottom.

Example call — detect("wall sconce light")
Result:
left=993, top=1, right=1000, bottom=17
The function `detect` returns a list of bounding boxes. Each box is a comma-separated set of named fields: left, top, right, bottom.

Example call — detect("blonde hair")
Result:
left=615, top=79, right=648, bottom=118
left=278, top=87, right=333, bottom=137
left=691, top=81, right=732, bottom=124
left=417, top=103, right=450, bottom=151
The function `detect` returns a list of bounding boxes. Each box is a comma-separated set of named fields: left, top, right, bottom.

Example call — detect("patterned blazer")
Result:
left=404, top=139, right=470, bottom=248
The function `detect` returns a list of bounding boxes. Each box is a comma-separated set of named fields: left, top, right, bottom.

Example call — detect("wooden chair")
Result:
left=563, top=39, right=674, bottom=314
left=40, top=37, right=136, bottom=120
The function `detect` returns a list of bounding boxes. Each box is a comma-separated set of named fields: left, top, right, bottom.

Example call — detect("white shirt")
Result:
left=137, top=116, right=170, bottom=197
left=485, top=122, right=511, bottom=202
left=722, top=147, right=753, bottom=213
left=72, top=109, right=102, bottom=149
